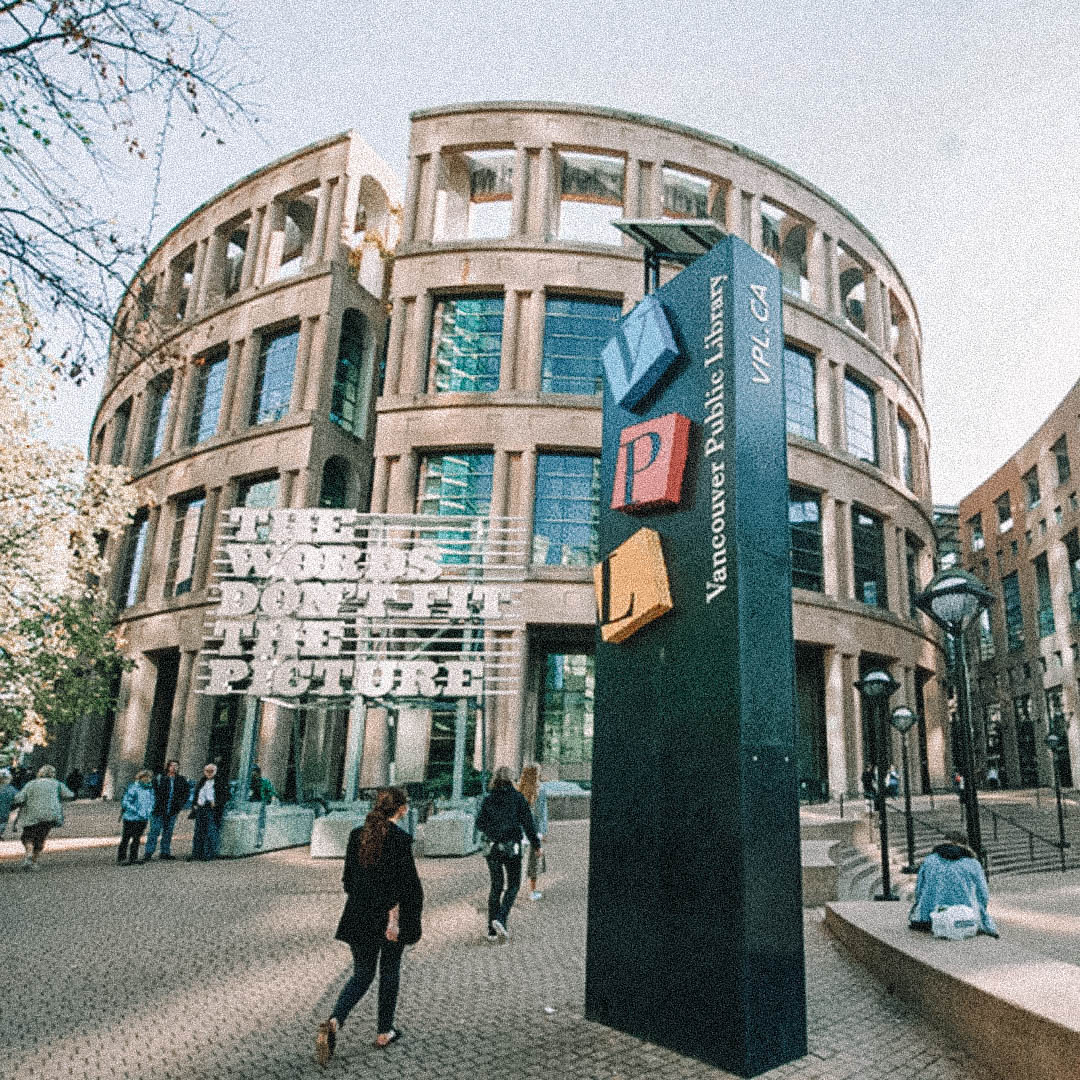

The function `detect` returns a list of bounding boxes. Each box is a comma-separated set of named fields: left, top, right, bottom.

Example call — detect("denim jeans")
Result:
left=191, top=806, right=220, bottom=859
left=486, top=853, right=522, bottom=929
left=331, top=939, right=405, bottom=1034
left=144, top=812, right=178, bottom=857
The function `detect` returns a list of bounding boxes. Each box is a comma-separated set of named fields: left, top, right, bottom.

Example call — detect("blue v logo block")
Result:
left=601, top=294, right=680, bottom=412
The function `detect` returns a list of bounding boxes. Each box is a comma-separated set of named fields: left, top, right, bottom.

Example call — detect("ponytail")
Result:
left=356, top=786, right=408, bottom=866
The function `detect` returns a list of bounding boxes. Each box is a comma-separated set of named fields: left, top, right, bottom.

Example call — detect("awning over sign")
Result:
left=614, top=219, right=728, bottom=293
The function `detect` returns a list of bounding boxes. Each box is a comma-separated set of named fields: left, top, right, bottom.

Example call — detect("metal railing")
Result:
left=985, top=806, right=1070, bottom=872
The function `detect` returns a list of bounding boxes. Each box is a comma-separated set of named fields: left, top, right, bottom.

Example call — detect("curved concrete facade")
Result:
left=80, top=103, right=947, bottom=801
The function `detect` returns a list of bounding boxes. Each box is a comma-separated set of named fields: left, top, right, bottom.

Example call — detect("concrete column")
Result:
left=510, top=146, right=529, bottom=235
left=255, top=201, right=285, bottom=286
left=113, top=656, right=157, bottom=792
left=419, top=150, right=442, bottom=243
left=823, top=235, right=841, bottom=319
left=169, top=363, right=197, bottom=453
left=876, top=389, right=893, bottom=475
left=647, top=160, right=665, bottom=217
left=883, top=520, right=901, bottom=615
left=490, top=448, right=511, bottom=524
left=359, top=706, right=390, bottom=787
left=725, top=186, right=744, bottom=241
left=885, top=397, right=899, bottom=482
left=521, top=290, right=545, bottom=393
left=809, top=227, right=828, bottom=310
left=323, top=177, right=347, bottom=261
left=196, top=231, right=224, bottom=313
left=161, top=365, right=186, bottom=454
left=188, top=237, right=210, bottom=318
left=748, top=193, right=763, bottom=250
left=841, top=652, right=862, bottom=795
left=520, top=448, right=538, bottom=565
left=369, top=456, right=390, bottom=515
left=814, top=351, right=832, bottom=449
left=831, top=360, right=846, bottom=450
left=864, top=270, right=884, bottom=349
left=383, top=297, right=408, bottom=396
left=302, top=314, right=331, bottom=414
left=536, top=146, right=555, bottom=238
left=623, top=159, right=643, bottom=220
left=215, top=339, right=244, bottom=436
left=240, top=207, right=265, bottom=291
left=408, top=291, right=434, bottom=395
left=821, top=495, right=840, bottom=598
left=136, top=505, right=162, bottom=603
left=824, top=648, right=849, bottom=798
left=308, top=179, right=332, bottom=266
left=387, top=452, right=419, bottom=514
left=289, top=316, right=317, bottom=415
left=498, top=290, right=521, bottom=392
left=835, top=499, right=854, bottom=600
left=402, top=155, right=423, bottom=244
left=124, top=391, right=148, bottom=469
left=229, top=337, right=260, bottom=433
left=192, top=485, right=222, bottom=593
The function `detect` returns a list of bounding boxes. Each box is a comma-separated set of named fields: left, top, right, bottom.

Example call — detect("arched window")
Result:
left=320, top=457, right=351, bottom=509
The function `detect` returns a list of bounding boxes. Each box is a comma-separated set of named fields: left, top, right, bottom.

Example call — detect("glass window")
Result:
left=784, top=347, right=816, bottom=440
left=187, top=347, right=228, bottom=445
left=978, top=608, right=995, bottom=660
left=250, top=325, right=299, bottom=425
left=969, top=512, right=985, bottom=552
left=1054, top=435, right=1071, bottom=485
left=536, top=652, right=594, bottom=780
left=1035, top=552, right=1055, bottom=636
left=330, top=309, right=366, bottom=436
left=110, top=399, right=131, bottom=466
left=906, top=535, right=921, bottom=618
left=995, top=492, right=1013, bottom=533
left=117, top=509, right=150, bottom=609
left=1024, top=467, right=1041, bottom=509
left=1002, top=571, right=1024, bottom=650
left=427, top=296, right=503, bottom=393
left=418, top=452, right=493, bottom=563
left=139, top=375, right=172, bottom=466
left=558, top=152, right=624, bottom=245
left=761, top=200, right=810, bottom=301
left=852, top=507, right=887, bottom=608
left=789, top=486, right=823, bottom=592
left=426, top=702, right=478, bottom=781
left=164, top=492, right=205, bottom=598
left=897, top=415, right=914, bottom=489
left=236, top=474, right=279, bottom=543
left=319, top=457, right=350, bottom=509
left=542, top=296, right=622, bottom=394
left=844, top=375, right=877, bottom=464
left=532, top=454, right=601, bottom=567
left=662, top=166, right=726, bottom=224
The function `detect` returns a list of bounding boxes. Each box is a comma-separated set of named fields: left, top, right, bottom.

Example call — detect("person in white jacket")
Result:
left=12, top=765, right=74, bottom=869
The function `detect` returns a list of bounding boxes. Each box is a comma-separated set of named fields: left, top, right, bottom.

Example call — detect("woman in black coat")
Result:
left=316, top=786, right=423, bottom=1065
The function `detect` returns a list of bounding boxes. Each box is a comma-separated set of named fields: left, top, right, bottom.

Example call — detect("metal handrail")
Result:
left=986, top=807, right=1068, bottom=872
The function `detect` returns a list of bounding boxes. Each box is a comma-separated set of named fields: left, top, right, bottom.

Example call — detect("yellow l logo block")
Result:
left=593, top=527, right=674, bottom=643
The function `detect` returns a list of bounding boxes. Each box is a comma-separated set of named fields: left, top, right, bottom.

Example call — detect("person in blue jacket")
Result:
left=118, top=769, right=155, bottom=865
left=908, top=834, right=998, bottom=937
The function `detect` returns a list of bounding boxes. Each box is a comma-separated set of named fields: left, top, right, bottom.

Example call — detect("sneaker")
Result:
left=492, top=919, right=509, bottom=942
left=530, top=890, right=543, bottom=901
left=485, top=930, right=499, bottom=942
left=315, top=1018, right=337, bottom=1066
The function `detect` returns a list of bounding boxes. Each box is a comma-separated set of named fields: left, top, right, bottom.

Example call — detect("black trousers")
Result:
left=118, top=819, right=147, bottom=862
left=486, top=853, right=522, bottom=929
left=331, top=938, right=405, bottom=1034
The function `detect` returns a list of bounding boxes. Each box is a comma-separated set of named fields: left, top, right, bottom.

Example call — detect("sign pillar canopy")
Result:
left=586, top=235, right=806, bottom=1077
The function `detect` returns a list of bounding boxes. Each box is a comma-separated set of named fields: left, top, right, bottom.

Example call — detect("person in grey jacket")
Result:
left=0, top=769, right=17, bottom=839
left=12, top=765, right=74, bottom=869
left=118, top=770, right=155, bottom=865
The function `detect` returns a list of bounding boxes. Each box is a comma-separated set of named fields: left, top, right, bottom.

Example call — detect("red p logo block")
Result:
left=611, top=412, right=691, bottom=513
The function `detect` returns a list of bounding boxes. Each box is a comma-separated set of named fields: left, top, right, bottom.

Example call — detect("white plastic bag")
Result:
left=931, top=904, right=978, bottom=940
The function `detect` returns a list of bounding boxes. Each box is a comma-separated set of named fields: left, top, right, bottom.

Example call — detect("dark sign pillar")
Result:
left=586, top=235, right=806, bottom=1077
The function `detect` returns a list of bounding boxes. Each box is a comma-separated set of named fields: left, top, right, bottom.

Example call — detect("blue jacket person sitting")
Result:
left=909, top=834, right=998, bottom=937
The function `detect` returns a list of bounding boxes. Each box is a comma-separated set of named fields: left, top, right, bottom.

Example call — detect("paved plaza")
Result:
left=1, top=807, right=985, bottom=1080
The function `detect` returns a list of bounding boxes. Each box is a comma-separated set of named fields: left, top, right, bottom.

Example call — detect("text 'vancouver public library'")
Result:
left=73, top=102, right=947, bottom=804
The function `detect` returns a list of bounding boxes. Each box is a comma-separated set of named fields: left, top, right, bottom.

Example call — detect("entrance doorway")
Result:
left=794, top=645, right=828, bottom=802
left=144, top=649, right=179, bottom=771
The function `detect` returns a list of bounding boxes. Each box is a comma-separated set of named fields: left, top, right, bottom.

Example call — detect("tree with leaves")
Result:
left=0, top=289, right=138, bottom=757
left=0, top=0, right=250, bottom=380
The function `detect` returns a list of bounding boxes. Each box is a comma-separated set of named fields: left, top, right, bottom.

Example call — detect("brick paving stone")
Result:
left=2, top=820, right=981, bottom=1079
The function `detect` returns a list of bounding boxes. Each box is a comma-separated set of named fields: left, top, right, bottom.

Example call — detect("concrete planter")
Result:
left=416, top=810, right=480, bottom=857
left=310, top=809, right=368, bottom=858
left=217, top=803, right=315, bottom=857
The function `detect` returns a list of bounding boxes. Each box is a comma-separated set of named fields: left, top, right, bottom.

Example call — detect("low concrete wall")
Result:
left=800, top=840, right=840, bottom=906
left=217, top=804, right=314, bottom=857
left=310, top=810, right=366, bottom=858
left=416, top=811, right=480, bottom=857
left=825, top=901, right=1080, bottom=1080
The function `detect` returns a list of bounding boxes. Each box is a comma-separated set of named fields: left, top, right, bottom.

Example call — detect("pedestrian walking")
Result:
left=885, top=765, right=900, bottom=799
left=0, top=769, right=17, bottom=839
left=117, top=770, right=155, bottom=864
left=142, top=760, right=190, bottom=861
left=11, top=765, right=74, bottom=869
left=188, top=763, right=228, bottom=860
left=476, top=765, right=541, bottom=942
left=517, top=764, right=548, bottom=901
left=315, top=786, right=423, bottom=1065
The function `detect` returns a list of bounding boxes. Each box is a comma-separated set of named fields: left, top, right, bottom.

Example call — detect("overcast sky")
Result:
left=53, top=0, right=1079, bottom=506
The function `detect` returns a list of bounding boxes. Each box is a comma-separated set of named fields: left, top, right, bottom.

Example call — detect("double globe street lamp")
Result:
left=889, top=705, right=919, bottom=874
left=915, top=568, right=995, bottom=864
left=854, top=668, right=900, bottom=900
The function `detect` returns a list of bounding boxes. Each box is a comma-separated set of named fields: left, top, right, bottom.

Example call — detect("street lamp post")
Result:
left=890, top=705, right=919, bottom=873
left=1045, top=732, right=1069, bottom=871
left=854, top=669, right=901, bottom=901
left=915, top=568, right=995, bottom=865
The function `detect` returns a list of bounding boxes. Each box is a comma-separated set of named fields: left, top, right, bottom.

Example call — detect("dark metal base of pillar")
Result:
left=874, top=892, right=899, bottom=901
